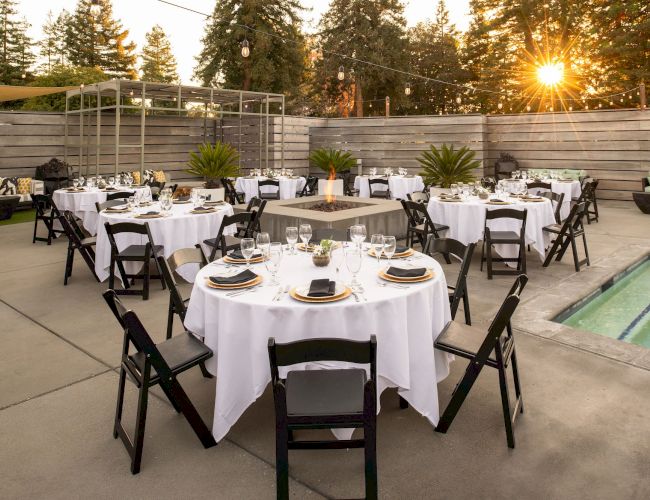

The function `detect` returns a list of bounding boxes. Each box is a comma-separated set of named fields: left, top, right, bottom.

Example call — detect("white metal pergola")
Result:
left=64, top=79, right=286, bottom=178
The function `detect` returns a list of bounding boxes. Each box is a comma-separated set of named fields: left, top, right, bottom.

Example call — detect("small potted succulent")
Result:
left=312, top=239, right=334, bottom=267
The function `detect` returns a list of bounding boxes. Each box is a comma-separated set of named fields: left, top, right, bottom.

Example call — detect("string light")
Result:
left=526, top=105, right=531, bottom=112
left=404, top=82, right=411, bottom=96
left=90, top=0, right=101, bottom=17
left=337, top=66, right=345, bottom=81
left=497, top=102, right=503, bottom=110
left=456, top=95, right=462, bottom=104
left=241, top=38, right=250, bottom=58
left=21, top=73, right=26, bottom=79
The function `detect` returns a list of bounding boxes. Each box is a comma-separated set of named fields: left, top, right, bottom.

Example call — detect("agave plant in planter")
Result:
left=186, top=142, right=240, bottom=188
left=417, top=144, right=479, bottom=188
left=308, top=148, right=357, bottom=179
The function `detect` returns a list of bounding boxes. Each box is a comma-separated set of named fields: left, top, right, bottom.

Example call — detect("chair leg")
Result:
left=480, top=239, right=485, bottom=272
left=399, top=395, right=409, bottom=409
left=364, top=419, right=378, bottom=500
left=154, top=256, right=166, bottom=290
left=463, top=292, right=471, bottom=326
left=113, top=367, right=127, bottom=439
left=108, top=257, right=116, bottom=291
left=582, top=231, right=590, bottom=266
left=166, top=302, right=174, bottom=340
left=486, top=242, right=493, bottom=279
left=543, top=234, right=562, bottom=267
left=509, top=347, right=524, bottom=415
left=570, top=231, right=580, bottom=272
left=276, top=424, right=289, bottom=500
left=143, top=261, right=150, bottom=301
left=436, top=361, right=485, bottom=434
left=32, top=217, right=38, bottom=243
left=162, top=377, right=216, bottom=449
left=116, top=260, right=130, bottom=289
left=520, top=243, right=526, bottom=274
left=497, top=362, right=515, bottom=449
left=199, top=362, right=214, bottom=379
left=64, top=246, right=74, bottom=285
left=130, top=383, right=150, bottom=474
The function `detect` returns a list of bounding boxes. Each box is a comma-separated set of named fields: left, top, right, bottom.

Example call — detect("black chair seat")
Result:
left=371, top=190, right=390, bottom=198
left=286, top=368, right=366, bottom=417
left=130, top=332, right=212, bottom=382
left=435, top=321, right=498, bottom=366
left=80, top=236, right=97, bottom=247
left=543, top=223, right=584, bottom=236
left=259, top=193, right=279, bottom=200
left=486, top=230, right=521, bottom=242
left=118, top=244, right=164, bottom=258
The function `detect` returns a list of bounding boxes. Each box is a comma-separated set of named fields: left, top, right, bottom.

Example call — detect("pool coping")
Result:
left=513, top=244, right=650, bottom=371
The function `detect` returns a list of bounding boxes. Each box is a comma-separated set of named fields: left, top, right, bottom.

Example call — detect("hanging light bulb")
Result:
left=414, top=104, right=418, bottom=110
left=549, top=106, right=554, bottom=112
left=598, top=103, right=602, bottom=108
left=404, top=82, right=411, bottom=96
left=497, top=102, right=503, bottom=110
left=129, top=89, right=134, bottom=97
left=369, top=102, right=373, bottom=108
left=609, top=101, right=614, bottom=106
left=526, top=105, right=531, bottom=112
left=337, top=66, right=345, bottom=81
left=456, top=95, right=462, bottom=105
left=21, top=72, right=26, bottom=79
left=569, top=105, right=573, bottom=111
left=585, top=104, right=589, bottom=110
left=90, top=0, right=101, bottom=17
left=241, top=39, right=250, bottom=58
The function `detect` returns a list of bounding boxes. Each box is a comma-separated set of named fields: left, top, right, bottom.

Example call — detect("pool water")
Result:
left=557, top=259, right=650, bottom=348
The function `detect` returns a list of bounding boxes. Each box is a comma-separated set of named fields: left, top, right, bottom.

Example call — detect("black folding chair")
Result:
left=401, top=199, right=449, bottom=252
left=258, top=179, right=281, bottom=200
left=368, top=178, right=391, bottom=199
left=540, top=191, right=565, bottom=224
left=407, top=191, right=429, bottom=203
left=59, top=210, right=99, bottom=285
left=103, top=290, right=216, bottom=474
left=434, top=275, right=528, bottom=448
left=340, top=170, right=359, bottom=196
left=297, top=175, right=318, bottom=197
left=572, top=179, right=599, bottom=224
left=107, top=191, right=132, bottom=201
left=31, top=194, right=64, bottom=245
left=104, top=221, right=166, bottom=300
left=526, top=181, right=552, bottom=190
left=96, top=199, right=128, bottom=212
left=480, top=208, right=527, bottom=279
left=543, top=202, right=590, bottom=272
left=426, top=237, right=475, bottom=325
left=239, top=197, right=266, bottom=236
left=268, top=336, right=378, bottom=500
left=221, top=178, right=245, bottom=205
left=203, top=212, right=255, bottom=261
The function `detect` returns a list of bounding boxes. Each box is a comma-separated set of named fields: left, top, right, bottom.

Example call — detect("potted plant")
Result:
left=309, top=148, right=357, bottom=197
left=417, top=144, right=479, bottom=196
left=186, top=142, right=240, bottom=189
left=312, top=239, right=335, bottom=267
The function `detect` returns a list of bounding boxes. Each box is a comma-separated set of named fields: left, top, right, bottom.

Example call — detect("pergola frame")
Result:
left=64, top=79, right=286, bottom=178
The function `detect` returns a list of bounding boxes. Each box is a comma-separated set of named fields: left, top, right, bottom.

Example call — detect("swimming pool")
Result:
left=554, top=257, right=650, bottom=348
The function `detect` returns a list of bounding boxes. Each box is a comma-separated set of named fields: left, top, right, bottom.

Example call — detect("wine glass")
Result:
left=345, top=244, right=363, bottom=289
left=108, top=176, right=115, bottom=188
left=450, top=183, right=458, bottom=196
left=264, top=242, right=283, bottom=286
left=383, top=236, right=397, bottom=267
left=285, top=226, right=298, bottom=254
left=331, top=243, right=345, bottom=283
left=256, top=232, right=270, bottom=256
left=240, top=238, right=255, bottom=270
left=299, top=224, right=312, bottom=248
left=72, top=179, right=79, bottom=189
left=370, top=234, right=384, bottom=266
left=350, top=224, right=367, bottom=248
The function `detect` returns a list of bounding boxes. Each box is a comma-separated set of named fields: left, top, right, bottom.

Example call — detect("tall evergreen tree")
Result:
left=140, top=25, right=179, bottom=83
left=314, top=0, right=409, bottom=117
left=194, top=0, right=307, bottom=109
left=65, top=0, right=137, bottom=79
left=408, top=1, right=469, bottom=114
left=0, top=0, right=35, bottom=85
left=39, top=11, right=64, bottom=71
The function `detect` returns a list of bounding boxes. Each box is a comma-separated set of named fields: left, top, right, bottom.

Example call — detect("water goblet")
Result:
left=299, top=223, right=312, bottom=248
left=450, top=183, right=458, bottom=196
left=370, top=234, right=384, bottom=266
left=285, top=226, right=298, bottom=255
left=256, top=232, right=271, bottom=256
left=264, top=242, right=283, bottom=286
left=350, top=224, right=367, bottom=248
left=240, top=238, right=255, bottom=270
left=383, top=236, right=397, bottom=267
left=331, top=244, right=345, bottom=282
left=72, top=179, right=79, bottom=189
left=345, top=244, right=363, bottom=289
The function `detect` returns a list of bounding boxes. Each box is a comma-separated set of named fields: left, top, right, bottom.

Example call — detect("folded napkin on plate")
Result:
left=386, top=266, right=426, bottom=278
left=106, top=204, right=128, bottom=211
left=192, top=206, right=212, bottom=211
left=174, top=196, right=190, bottom=201
left=308, top=279, right=336, bottom=297
left=227, top=249, right=261, bottom=260
left=209, top=269, right=257, bottom=285
left=142, top=211, right=160, bottom=216
left=490, top=199, right=505, bottom=203
left=394, top=245, right=409, bottom=254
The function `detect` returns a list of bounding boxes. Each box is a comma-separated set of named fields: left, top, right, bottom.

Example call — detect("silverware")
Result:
left=376, top=279, right=408, bottom=289
left=226, top=286, right=259, bottom=297
left=351, top=291, right=360, bottom=302
left=272, top=286, right=284, bottom=301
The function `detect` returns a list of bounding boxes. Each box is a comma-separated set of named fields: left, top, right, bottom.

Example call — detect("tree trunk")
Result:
left=355, top=78, right=364, bottom=117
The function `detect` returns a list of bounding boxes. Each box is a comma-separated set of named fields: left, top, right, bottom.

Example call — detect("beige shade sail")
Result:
left=0, top=85, right=78, bottom=102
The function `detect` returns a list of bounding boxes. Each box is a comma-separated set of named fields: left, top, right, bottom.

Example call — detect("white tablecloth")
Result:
left=234, top=176, right=306, bottom=202
left=53, top=186, right=151, bottom=235
left=527, top=180, right=581, bottom=220
left=354, top=175, right=425, bottom=200
left=95, top=202, right=236, bottom=283
left=184, top=250, right=452, bottom=442
left=427, top=196, right=556, bottom=263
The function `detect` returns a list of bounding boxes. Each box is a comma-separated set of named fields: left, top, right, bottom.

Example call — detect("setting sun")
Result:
left=537, top=62, right=565, bottom=87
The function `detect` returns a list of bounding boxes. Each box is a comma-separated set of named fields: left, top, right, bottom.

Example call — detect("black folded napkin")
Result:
left=490, top=199, right=505, bottom=203
left=395, top=245, right=409, bottom=254
left=227, top=249, right=260, bottom=260
left=174, top=196, right=190, bottom=202
left=209, top=269, right=257, bottom=285
left=192, top=206, right=212, bottom=211
left=104, top=187, right=117, bottom=191
left=143, top=211, right=160, bottom=216
left=308, top=279, right=336, bottom=297
left=386, top=267, right=426, bottom=278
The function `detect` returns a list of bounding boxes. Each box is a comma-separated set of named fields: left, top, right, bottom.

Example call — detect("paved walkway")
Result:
left=1, top=202, right=649, bottom=499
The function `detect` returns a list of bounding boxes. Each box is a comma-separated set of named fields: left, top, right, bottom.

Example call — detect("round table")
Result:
left=184, top=248, right=452, bottom=442
left=526, top=180, right=581, bottom=220
left=95, top=202, right=236, bottom=283
left=354, top=175, right=425, bottom=200
left=234, top=176, right=306, bottom=202
left=427, top=196, right=556, bottom=264
left=53, top=186, right=151, bottom=235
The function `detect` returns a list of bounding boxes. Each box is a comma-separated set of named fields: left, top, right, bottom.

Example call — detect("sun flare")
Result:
left=537, top=62, right=564, bottom=87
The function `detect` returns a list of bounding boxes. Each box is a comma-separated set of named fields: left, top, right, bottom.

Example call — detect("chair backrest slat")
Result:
left=96, top=199, right=127, bottom=212
left=157, top=255, right=189, bottom=319
left=107, top=191, right=132, bottom=201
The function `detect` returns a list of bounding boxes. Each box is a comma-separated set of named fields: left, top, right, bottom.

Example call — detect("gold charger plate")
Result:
left=486, top=201, right=512, bottom=205
left=205, top=275, right=263, bottom=290
left=296, top=241, right=342, bottom=252
left=190, top=208, right=216, bottom=214
left=104, top=209, right=130, bottom=214
left=379, top=269, right=434, bottom=283
left=223, top=254, right=267, bottom=264
left=520, top=197, right=546, bottom=202
left=173, top=199, right=191, bottom=204
left=135, top=213, right=163, bottom=219
left=289, top=285, right=352, bottom=303
left=368, top=248, right=414, bottom=259
left=438, top=197, right=462, bottom=202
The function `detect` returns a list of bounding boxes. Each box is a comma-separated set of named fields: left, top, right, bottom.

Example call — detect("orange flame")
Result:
left=325, top=164, right=336, bottom=203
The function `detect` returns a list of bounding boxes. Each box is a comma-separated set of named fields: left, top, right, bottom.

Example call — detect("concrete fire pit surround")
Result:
left=234, top=195, right=408, bottom=242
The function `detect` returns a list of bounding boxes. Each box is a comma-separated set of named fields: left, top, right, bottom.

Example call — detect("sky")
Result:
left=18, top=0, right=471, bottom=84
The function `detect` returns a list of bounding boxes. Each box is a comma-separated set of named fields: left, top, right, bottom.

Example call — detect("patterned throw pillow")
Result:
left=130, top=171, right=141, bottom=185
left=0, top=177, right=18, bottom=195
left=142, top=169, right=155, bottom=185
left=153, top=170, right=166, bottom=183
left=17, top=177, right=32, bottom=194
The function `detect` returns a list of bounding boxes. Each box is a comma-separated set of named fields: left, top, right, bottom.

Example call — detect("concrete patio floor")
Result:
left=1, top=201, right=649, bottom=499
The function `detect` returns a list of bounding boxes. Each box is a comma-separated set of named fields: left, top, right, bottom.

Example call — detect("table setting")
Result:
left=53, top=174, right=152, bottom=235
left=234, top=170, right=307, bottom=202
left=427, top=182, right=556, bottom=263
left=354, top=168, right=425, bottom=199
left=94, top=189, right=236, bottom=283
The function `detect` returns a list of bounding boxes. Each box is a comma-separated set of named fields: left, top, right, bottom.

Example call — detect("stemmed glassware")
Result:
left=370, top=234, right=384, bottom=266
left=345, top=244, right=363, bottom=289
left=285, top=226, right=298, bottom=254
left=299, top=223, right=312, bottom=247
left=331, top=243, right=345, bottom=283
left=264, top=242, right=283, bottom=285
left=350, top=224, right=367, bottom=248
left=256, top=232, right=270, bottom=256
left=72, top=179, right=79, bottom=189
left=240, top=238, right=255, bottom=270
left=450, top=183, right=458, bottom=196
left=383, top=236, right=397, bottom=267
